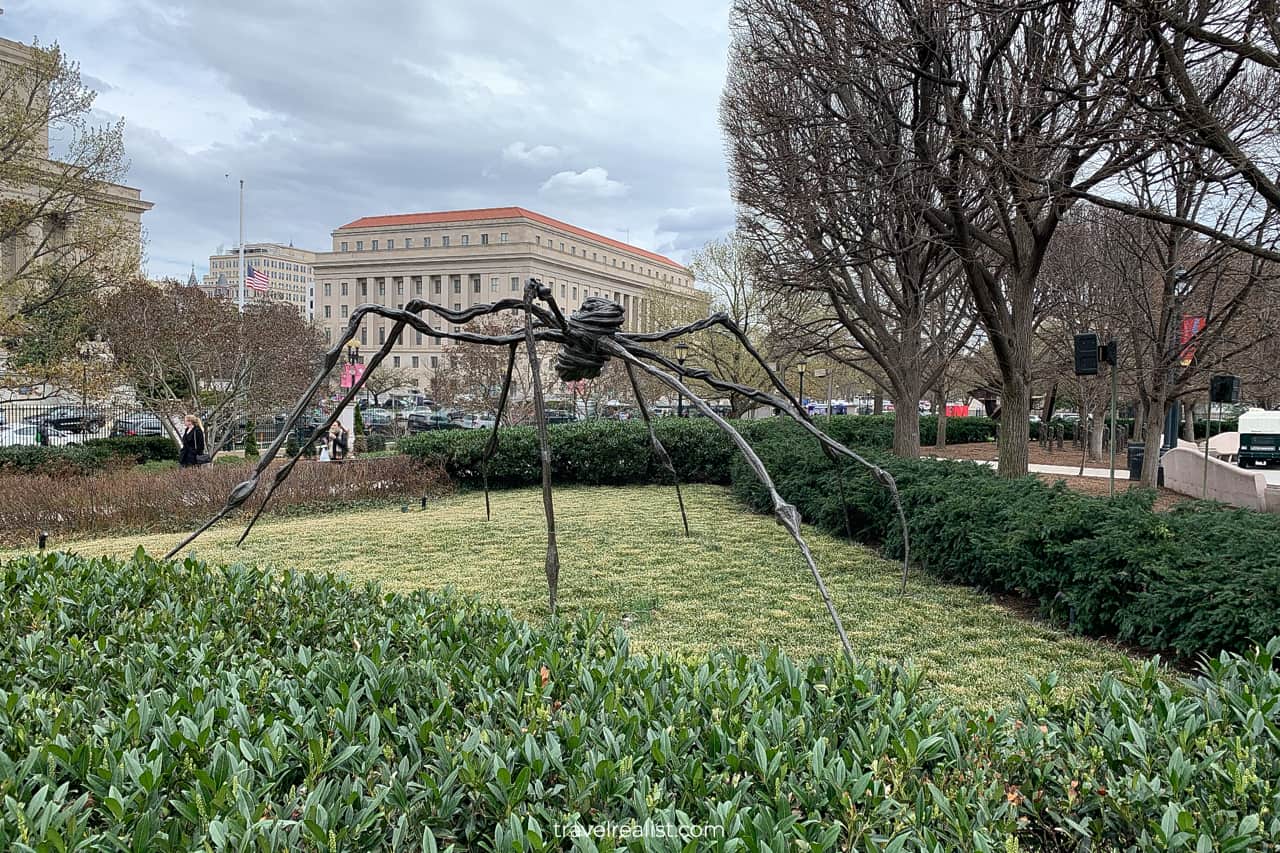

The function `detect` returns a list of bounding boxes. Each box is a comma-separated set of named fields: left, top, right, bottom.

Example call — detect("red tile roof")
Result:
left=337, top=206, right=687, bottom=272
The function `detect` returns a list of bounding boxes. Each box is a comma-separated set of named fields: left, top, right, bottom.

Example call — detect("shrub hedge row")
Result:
left=0, top=435, right=179, bottom=475
left=398, top=414, right=997, bottom=486
left=405, top=416, right=1280, bottom=658
left=1, top=551, right=1275, bottom=850
left=730, top=420, right=1280, bottom=658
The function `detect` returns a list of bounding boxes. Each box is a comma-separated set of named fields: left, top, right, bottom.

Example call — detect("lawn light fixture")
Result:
left=171, top=279, right=912, bottom=664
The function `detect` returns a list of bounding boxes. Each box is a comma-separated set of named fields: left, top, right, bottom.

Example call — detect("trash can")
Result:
left=1126, top=441, right=1145, bottom=480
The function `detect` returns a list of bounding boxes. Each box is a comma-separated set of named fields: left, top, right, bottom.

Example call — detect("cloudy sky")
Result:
left=7, top=0, right=737, bottom=280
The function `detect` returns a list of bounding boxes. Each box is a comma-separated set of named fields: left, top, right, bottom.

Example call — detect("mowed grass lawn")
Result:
left=43, top=484, right=1137, bottom=708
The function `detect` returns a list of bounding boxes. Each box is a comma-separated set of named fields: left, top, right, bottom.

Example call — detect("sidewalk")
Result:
left=952, top=458, right=1131, bottom=480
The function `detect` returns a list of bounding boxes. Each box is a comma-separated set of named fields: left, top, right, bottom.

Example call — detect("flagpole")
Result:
left=238, top=179, right=245, bottom=311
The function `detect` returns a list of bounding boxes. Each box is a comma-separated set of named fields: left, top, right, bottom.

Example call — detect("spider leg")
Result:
left=481, top=343, right=518, bottom=521
left=602, top=338, right=855, bottom=664
left=621, top=334, right=910, bottom=593
left=234, top=319, right=410, bottom=546
left=625, top=361, right=689, bottom=536
left=523, top=282, right=559, bottom=615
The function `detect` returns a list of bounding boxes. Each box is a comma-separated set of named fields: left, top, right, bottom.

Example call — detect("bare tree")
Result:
left=724, top=0, right=1153, bottom=473
left=97, top=280, right=325, bottom=453
left=1, top=40, right=145, bottom=393
left=360, top=365, right=415, bottom=406
left=686, top=235, right=772, bottom=417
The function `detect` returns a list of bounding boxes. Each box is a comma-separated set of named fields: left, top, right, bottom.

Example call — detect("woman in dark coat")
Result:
left=179, top=415, right=206, bottom=468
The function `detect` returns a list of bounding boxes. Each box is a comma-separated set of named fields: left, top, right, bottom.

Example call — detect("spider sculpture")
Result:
left=167, top=279, right=909, bottom=663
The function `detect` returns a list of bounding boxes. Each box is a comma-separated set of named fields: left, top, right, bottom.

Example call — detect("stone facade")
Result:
left=202, top=243, right=317, bottom=320
left=312, top=207, right=706, bottom=383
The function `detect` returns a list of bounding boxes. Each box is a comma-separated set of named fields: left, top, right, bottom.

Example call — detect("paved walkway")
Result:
left=944, top=458, right=1130, bottom=480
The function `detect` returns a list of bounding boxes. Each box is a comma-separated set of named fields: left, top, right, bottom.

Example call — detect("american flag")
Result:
left=245, top=263, right=271, bottom=293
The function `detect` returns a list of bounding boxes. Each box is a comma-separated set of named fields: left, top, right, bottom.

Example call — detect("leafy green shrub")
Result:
left=0, top=551, right=1275, bottom=850
left=242, top=419, right=260, bottom=459
left=365, top=432, right=387, bottom=453
left=729, top=418, right=1280, bottom=658
left=84, top=434, right=180, bottom=465
left=399, top=415, right=995, bottom=487
left=0, top=444, right=109, bottom=475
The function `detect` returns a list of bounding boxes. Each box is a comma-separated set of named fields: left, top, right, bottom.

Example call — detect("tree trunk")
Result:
left=1088, top=406, right=1106, bottom=461
left=892, top=399, right=921, bottom=457
left=873, top=392, right=884, bottom=415
left=1139, top=396, right=1166, bottom=487
left=997, top=374, right=1031, bottom=478
left=934, top=387, right=948, bottom=449
left=1181, top=399, right=1196, bottom=442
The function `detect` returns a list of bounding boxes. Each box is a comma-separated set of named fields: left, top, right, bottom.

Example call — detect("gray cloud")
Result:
left=13, top=0, right=736, bottom=276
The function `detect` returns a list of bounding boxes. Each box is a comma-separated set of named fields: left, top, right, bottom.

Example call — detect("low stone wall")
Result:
left=1161, top=446, right=1273, bottom=512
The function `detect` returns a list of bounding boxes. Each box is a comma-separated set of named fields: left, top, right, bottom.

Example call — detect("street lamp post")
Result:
left=674, top=342, right=688, bottom=417
left=797, top=360, right=807, bottom=411
left=1162, top=268, right=1192, bottom=457
left=814, top=367, right=833, bottom=423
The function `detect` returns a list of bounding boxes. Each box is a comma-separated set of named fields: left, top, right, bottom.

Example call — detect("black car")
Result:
left=111, top=412, right=166, bottom=437
left=25, top=406, right=106, bottom=434
left=407, top=412, right=463, bottom=433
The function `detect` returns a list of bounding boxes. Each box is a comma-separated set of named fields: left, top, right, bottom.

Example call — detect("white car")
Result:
left=0, top=424, right=77, bottom=447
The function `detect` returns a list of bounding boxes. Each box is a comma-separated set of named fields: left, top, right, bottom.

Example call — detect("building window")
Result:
left=386, top=239, right=394, bottom=249
left=341, top=282, right=348, bottom=296
left=431, top=356, right=439, bottom=368
left=393, top=356, right=400, bottom=367
left=535, top=235, right=540, bottom=245
left=404, top=237, right=413, bottom=248
left=461, top=234, right=471, bottom=246
left=359, top=280, right=368, bottom=297
left=451, top=275, right=461, bottom=294
left=397, top=280, right=404, bottom=295
left=340, top=241, right=348, bottom=252
left=415, top=330, right=422, bottom=345
left=572, top=286, right=577, bottom=300
left=442, top=236, right=450, bottom=247
left=378, top=280, right=385, bottom=297
left=432, top=336, right=440, bottom=345
left=559, top=242, right=565, bottom=251
left=356, top=241, right=364, bottom=251
left=500, top=232, right=509, bottom=243
left=511, top=276, right=519, bottom=292
left=341, top=304, right=349, bottom=318
left=471, top=275, right=481, bottom=294
left=560, top=283, right=566, bottom=298
left=323, top=283, right=331, bottom=297
left=433, top=276, right=442, bottom=295
left=424, top=236, right=431, bottom=247
left=411, top=356, right=419, bottom=368
left=453, top=302, right=461, bottom=312
left=371, top=240, right=379, bottom=250
left=480, top=233, right=489, bottom=245
left=490, top=276, right=498, bottom=292
left=360, top=327, right=367, bottom=345
left=413, top=277, right=422, bottom=296
left=378, top=327, right=386, bottom=344
left=323, top=305, right=331, bottom=318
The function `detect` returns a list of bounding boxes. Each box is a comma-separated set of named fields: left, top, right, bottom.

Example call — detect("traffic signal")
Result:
left=1100, top=340, right=1119, bottom=366
left=1209, top=374, right=1240, bottom=404
left=1073, top=333, right=1099, bottom=376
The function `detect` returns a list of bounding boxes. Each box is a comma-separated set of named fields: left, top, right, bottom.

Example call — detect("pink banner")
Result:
left=340, top=363, right=366, bottom=389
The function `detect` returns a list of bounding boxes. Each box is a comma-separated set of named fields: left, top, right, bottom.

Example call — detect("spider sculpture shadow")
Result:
left=167, top=279, right=910, bottom=663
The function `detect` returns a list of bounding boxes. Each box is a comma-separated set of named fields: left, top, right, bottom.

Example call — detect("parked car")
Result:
left=111, top=412, right=166, bottom=437
left=0, top=424, right=76, bottom=447
left=360, top=408, right=395, bottom=433
left=407, top=412, right=463, bottom=433
left=24, top=407, right=106, bottom=434
left=544, top=409, right=577, bottom=425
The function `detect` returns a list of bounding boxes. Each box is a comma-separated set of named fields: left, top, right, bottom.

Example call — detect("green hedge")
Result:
left=84, top=434, right=180, bottom=465
left=1, top=551, right=1275, bottom=850
left=399, top=415, right=997, bottom=486
left=730, top=420, right=1280, bottom=658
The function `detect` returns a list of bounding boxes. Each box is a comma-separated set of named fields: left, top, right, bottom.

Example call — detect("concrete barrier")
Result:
left=1161, top=446, right=1271, bottom=511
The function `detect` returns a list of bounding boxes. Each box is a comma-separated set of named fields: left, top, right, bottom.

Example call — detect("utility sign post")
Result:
left=1075, top=332, right=1119, bottom=495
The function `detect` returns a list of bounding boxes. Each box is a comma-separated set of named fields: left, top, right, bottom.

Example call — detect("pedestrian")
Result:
left=330, top=422, right=350, bottom=461
left=179, top=415, right=207, bottom=468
